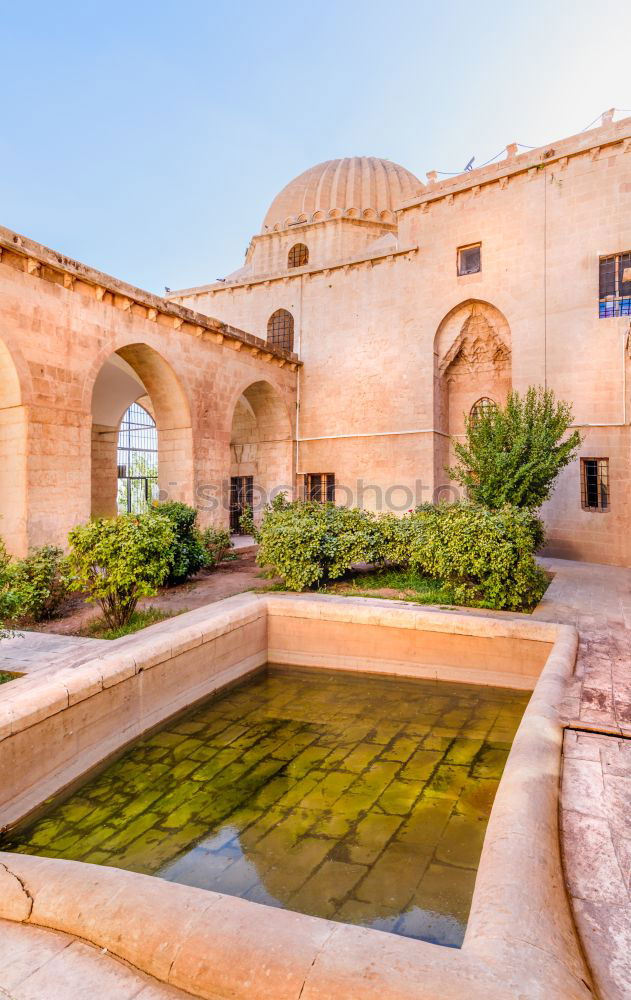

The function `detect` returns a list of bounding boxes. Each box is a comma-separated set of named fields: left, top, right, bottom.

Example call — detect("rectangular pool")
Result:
left=2, top=667, right=529, bottom=947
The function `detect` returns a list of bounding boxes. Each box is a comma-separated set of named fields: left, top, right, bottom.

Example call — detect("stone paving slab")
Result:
left=561, top=730, right=631, bottom=1000
left=0, top=631, right=107, bottom=677
left=0, top=919, right=194, bottom=999
left=533, top=559, right=631, bottom=999
left=535, top=558, right=631, bottom=737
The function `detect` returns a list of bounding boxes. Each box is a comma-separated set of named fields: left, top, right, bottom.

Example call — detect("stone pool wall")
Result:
left=0, top=593, right=591, bottom=999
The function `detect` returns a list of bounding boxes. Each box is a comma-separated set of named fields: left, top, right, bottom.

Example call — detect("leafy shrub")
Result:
left=380, top=503, right=547, bottom=610
left=65, top=514, right=175, bottom=628
left=8, top=545, right=68, bottom=621
left=200, top=526, right=233, bottom=568
left=0, top=538, right=20, bottom=637
left=238, top=503, right=258, bottom=540
left=258, top=499, right=546, bottom=610
left=152, top=501, right=206, bottom=585
left=257, top=501, right=382, bottom=591
left=449, top=386, right=582, bottom=509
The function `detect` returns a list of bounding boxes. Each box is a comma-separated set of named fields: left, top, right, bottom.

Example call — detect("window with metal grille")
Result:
left=117, top=401, right=158, bottom=514
left=599, top=252, right=631, bottom=317
left=457, top=243, right=481, bottom=276
left=580, top=458, right=609, bottom=512
left=267, top=309, right=294, bottom=352
left=304, top=473, right=335, bottom=503
left=470, top=397, right=496, bottom=422
left=288, top=243, right=309, bottom=269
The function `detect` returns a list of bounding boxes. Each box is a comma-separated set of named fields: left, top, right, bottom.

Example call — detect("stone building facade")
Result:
left=169, top=115, right=631, bottom=567
left=1, top=114, right=630, bottom=564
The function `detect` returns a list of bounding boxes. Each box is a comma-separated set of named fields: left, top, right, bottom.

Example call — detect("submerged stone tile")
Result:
left=1, top=667, right=527, bottom=949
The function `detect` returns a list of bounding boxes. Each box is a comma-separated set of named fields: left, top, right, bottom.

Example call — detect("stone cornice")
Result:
left=399, top=115, right=631, bottom=213
left=169, top=245, right=419, bottom=298
left=0, top=225, right=300, bottom=369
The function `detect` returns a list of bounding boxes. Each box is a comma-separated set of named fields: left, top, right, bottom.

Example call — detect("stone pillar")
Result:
left=91, top=424, right=119, bottom=518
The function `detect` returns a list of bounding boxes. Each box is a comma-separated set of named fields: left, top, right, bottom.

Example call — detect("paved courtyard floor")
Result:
left=535, top=558, right=631, bottom=1000
left=0, top=919, right=193, bottom=999
left=0, top=555, right=629, bottom=998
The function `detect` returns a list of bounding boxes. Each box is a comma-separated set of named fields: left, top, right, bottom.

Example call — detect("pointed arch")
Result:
left=89, top=343, right=194, bottom=517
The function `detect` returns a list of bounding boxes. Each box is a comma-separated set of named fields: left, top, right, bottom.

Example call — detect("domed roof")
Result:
left=262, top=157, right=423, bottom=231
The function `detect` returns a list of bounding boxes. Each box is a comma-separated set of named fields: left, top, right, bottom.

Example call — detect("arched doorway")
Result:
left=90, top=344, right=193, bottom=518
left=0, top=336, right=27, bottom=554
left=433, top=301, right=512, bottom=494
left=229, top=380, right=293, bottom=531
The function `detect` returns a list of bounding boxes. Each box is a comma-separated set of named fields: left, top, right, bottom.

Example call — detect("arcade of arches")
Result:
left=0, top=226, right=297, bottom=556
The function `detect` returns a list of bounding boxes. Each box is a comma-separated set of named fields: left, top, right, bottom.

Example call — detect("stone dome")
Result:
left=262, top=157, right=423, bottom=231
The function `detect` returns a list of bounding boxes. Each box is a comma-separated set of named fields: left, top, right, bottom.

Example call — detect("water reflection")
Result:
left=2, top=668, right=529, bottom=947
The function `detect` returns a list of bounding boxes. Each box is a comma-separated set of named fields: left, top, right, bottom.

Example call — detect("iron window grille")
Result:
left=288, top=243, right=309, bottom=269
left=599, top=252, right=631, bottom=317
left=580, top=458, right=609, bottom=512
left=267, top=309, right=294, bottom=352
left=470, top=397, right=497, bottom=422
left=230, top=476, right=254, bottom=533
left=304, top=473, right=335, bottom=503
left=457, top=244, right=481, bottom=276
left=117, top=401, right=158, bottom=514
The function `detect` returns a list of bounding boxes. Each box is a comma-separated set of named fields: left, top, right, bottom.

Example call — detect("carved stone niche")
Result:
left=440, top=305, right=512, bottom=377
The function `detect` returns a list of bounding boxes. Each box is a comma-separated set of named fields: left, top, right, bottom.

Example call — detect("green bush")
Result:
left=449, top=386, right=582, bottom=509
left=257, top=500, right=546, bottom=610
left=200, top=526, right=233, bottom=568
left=152, top=501, right=206, bottom=585
left=0, top=538, right=20, bottom=637
left=238, top=503, right=258, bottom=539
left=65, top=514, right=175, bottom=628
left=8, top=545, right=68, bottom=621
left=380, top=503, right=547, bottom=610
left=257, top=501, right=382, bottom=591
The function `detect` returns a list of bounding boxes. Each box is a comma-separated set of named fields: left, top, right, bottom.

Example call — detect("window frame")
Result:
left=470, top=397, right=497, bottom=422
left=303, top=473, right=335, bottom=503
left=599, top=251, right=631, bottom=318
left=580, top=457, right=610, bottom=513
left=457, top=243, right=482, bottom=276
left=287, top=243, right=309, bottom=269
left=266, top=309, right=294, bottom=352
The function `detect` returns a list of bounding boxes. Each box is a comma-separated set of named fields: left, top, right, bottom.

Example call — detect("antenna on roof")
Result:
left=464, top=157, right=475, bottom=172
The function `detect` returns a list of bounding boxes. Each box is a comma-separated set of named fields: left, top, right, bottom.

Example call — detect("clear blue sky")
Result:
left=2, top=0, right=629, bottom=293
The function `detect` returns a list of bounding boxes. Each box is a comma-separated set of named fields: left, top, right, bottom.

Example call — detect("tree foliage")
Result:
left=65, top=514, right=175, bottom=628
left=448, top=386, right=582, bottom=509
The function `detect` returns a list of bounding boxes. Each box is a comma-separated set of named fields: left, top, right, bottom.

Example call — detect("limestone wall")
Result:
left=176, top=116, right=631, bottom=564
left=0, top=232, right=298, bottom=555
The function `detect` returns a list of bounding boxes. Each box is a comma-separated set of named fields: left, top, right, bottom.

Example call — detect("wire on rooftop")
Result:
left=432, top=111, right=629, bottom=178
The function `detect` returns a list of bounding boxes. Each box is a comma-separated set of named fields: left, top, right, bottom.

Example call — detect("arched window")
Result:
left=470, top=397, right=497, bottom=422
left=267, top=309, right=294, bottom=352
left=287, top=243, right=308, bottom=269
left=117, top=402, right=158, bottom=513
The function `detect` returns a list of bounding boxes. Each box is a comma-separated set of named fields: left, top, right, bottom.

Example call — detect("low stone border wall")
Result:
left=0, top=594, right=590, bottom=999
left=0, top=594, right=267, bottom=829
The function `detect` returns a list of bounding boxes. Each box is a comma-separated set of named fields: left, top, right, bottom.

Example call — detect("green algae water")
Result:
left=2, top=667, right=529, bottom=947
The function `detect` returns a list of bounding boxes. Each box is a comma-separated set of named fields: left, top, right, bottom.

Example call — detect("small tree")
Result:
left=65, top=514, right=175, bottom=628
left=449, top=387, right=582, bottom=509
